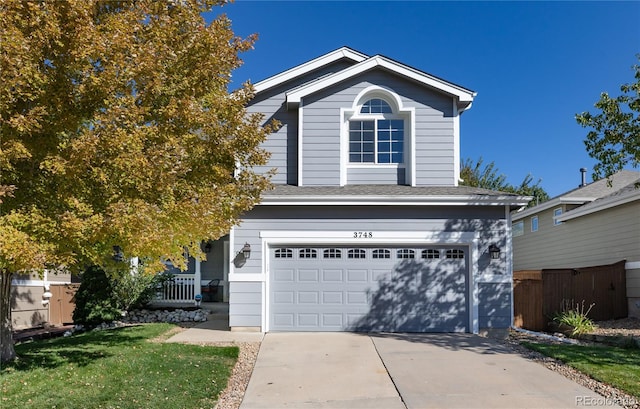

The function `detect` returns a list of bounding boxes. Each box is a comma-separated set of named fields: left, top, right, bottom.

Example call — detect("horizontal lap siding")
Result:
left=301, top=70, right=455, bottom=186
left=229, top=281, right=262, bottom=327
left=513, top=202, right=640, bottom=270
left=248, top=59, right=356, bottom=185
left=347, top=167, right=404, bottom=184
left=478, top=283, right=512, bottom=329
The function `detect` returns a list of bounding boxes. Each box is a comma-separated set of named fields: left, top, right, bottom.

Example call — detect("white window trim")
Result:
left=553, top=207, right=563, bottom=226
left=512, top=221, right=524, bottom=237
left=531, top=215, right=539, bottom=232
left=340, top=86, right=415, bottom=186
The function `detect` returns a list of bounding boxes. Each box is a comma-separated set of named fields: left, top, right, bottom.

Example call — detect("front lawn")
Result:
left=523, top=342, right=640, bottom=398
left=1, top=323, right=237, bottom=409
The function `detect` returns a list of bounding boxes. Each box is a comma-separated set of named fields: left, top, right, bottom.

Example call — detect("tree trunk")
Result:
left=1, top=270, right=16, bottom=363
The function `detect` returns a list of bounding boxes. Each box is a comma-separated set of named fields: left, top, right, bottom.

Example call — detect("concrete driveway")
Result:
left=240, top=333, right=618, bottom=409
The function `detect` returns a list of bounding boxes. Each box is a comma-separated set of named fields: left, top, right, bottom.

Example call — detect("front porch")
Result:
left=153, top=274, right=225, bottom=305
left=151, top=237, right=230, bottom=305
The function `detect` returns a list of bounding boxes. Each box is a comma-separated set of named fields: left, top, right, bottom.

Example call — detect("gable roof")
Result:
left=253, top=47, right=368, bottom=93
left=285, top=54, right=476, bottom=112
left=557, top=177, right=640, bottom=221
left=252, top=47, right=476, bottom=112
left=512, top=169, right=640, bottom=221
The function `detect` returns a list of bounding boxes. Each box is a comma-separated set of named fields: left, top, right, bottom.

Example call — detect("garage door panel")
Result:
left=346, top=269, right=368, bottom=282
left=298, top=291, right=319, bottom=304
left=298, top=269, right=319, bottom=282
left=322, top=291, right=343, bottom=304
left=322, top=269, right=343, bottom=281
left=270, top=246, right=468, bottom=332
left=274, top=269, right=295, bottom=282
left=273, top=291, right=294, bottom=304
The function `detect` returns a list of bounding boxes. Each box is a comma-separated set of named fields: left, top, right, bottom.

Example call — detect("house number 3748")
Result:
left=353, top=232, right=373, bottom=238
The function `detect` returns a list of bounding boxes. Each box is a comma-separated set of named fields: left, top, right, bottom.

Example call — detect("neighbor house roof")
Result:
left=512, top=170, right=640, bottom=221
left=262, top=185, right=530, bottom=209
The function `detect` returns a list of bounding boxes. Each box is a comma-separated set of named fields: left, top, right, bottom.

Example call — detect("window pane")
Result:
left=362, top=121, right=374, bottom=130
left=378, top=153, right=391, bottom=163
left=363, top=153, right=374, bottom=162
left=361, top=98, right=392, bottom=114
left=392, top=153, right=403, bottom=163
left=349, top=153, right=361, bottom=162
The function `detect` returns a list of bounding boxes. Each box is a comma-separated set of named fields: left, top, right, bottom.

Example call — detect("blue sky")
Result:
left=206, top=1, right=639, bottom=197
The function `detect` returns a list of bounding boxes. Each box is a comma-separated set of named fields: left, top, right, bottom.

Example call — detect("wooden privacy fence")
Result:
left=514, top=260, right=627, bottom=331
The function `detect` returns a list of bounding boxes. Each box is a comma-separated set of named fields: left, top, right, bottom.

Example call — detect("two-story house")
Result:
left=512, top=169, right=640, bottom=318
left=211, top=47, right=530, bottom=335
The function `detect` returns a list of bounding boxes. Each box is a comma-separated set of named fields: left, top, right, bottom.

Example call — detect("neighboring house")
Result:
left=10, top=271, right=74, bottom=329
left=511, top=169, right=640, bottom=318
left=214, top=47, right=530, bottom=335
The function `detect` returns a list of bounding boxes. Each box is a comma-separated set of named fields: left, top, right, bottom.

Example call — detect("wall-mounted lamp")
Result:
left=233, top=243, right=252, bottom=268
left=203, top=241, right=212, bottom=254
left=488, top=244, right=501, bottom=260
left=241, top=243, right=251, bottom=259
left=113, top=245, right=124, bottom=262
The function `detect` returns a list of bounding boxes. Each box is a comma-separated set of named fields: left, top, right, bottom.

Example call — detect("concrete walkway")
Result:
left=165, top=303, right=264, bottom=344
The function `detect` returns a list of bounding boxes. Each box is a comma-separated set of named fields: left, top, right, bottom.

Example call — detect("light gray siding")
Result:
left=247, top=60, right=355, bottom=185
left=347, top=167, right=405, bottom=185
left=229, top=281, right=262, bottom=327
left=301, top=70, right=455, bottom=186
left=513, top=201, right=640, bottom=270
left=478, top=283, right=511, bottom=329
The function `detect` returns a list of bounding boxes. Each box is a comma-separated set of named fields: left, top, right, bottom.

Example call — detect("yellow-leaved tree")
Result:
left=0, top=0, right=275, bottom=362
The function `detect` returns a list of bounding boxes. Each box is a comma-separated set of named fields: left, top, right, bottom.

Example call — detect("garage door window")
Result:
left=372, top=249, right=390, bottom=259
left=397, top=249, right=415, bottom=259
left=347, top=249, right=366, bottom=259
left=446, top=249, right=464, bottom=259
left=299, top=248, right=317, bottom=258
left=274, top=248, right=293, bottom=259
left=422, top=249, right=440, bottom=259
left=323, top=249, right=342, bottom=259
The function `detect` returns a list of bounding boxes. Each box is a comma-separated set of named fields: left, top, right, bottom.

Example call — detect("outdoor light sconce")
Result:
left=241, top=243, right=251, bottom=259
left=233, top=243, right=251, bottom=268
left=112, top=245, right=124, bottom=262
left=488, top=244, right=501, bottom=260
left=202, top=241, right=212, bottom=254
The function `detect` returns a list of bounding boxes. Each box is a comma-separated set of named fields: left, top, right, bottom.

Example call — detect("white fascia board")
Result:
left=286, top=56, right=476, bottom=109
left=511, top=196, right=594, bottom=220
left=260, top=195, right=531, bottom=207
left=253, top=47, right=368, bottom=94
left=557, top=191, right=640, bottom=222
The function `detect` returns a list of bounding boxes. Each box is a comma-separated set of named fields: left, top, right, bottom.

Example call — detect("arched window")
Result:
left=349, top=97, right=404, bottom=164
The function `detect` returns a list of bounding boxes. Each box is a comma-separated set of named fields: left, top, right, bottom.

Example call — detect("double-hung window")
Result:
left=349, top=98, right=404, bottom=164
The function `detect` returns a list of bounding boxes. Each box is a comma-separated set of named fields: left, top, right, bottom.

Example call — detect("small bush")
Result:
left=73, top=266, right=122, bottom=326
left=111, top=268, right=169, bottom=311
left=553, top=299, right=596, bottom=336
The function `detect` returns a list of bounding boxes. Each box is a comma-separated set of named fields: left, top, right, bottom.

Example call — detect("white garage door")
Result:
left=269, top=245, right=469, bottom=332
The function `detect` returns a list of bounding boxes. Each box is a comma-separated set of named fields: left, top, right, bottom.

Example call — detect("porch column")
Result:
left=195, top=257, right=202, bottom=304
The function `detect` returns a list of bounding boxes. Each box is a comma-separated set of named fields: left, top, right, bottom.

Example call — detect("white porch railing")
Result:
left=155, top=274, right=196, bottom=303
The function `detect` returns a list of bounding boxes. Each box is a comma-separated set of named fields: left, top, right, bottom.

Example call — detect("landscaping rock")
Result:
left=122, top=308, right=209, bottom=324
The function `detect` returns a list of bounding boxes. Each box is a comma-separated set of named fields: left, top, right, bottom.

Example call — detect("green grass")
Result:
left=0, top=323, right=238, bottom=409
left=524, top=342, right=640, bottom=398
